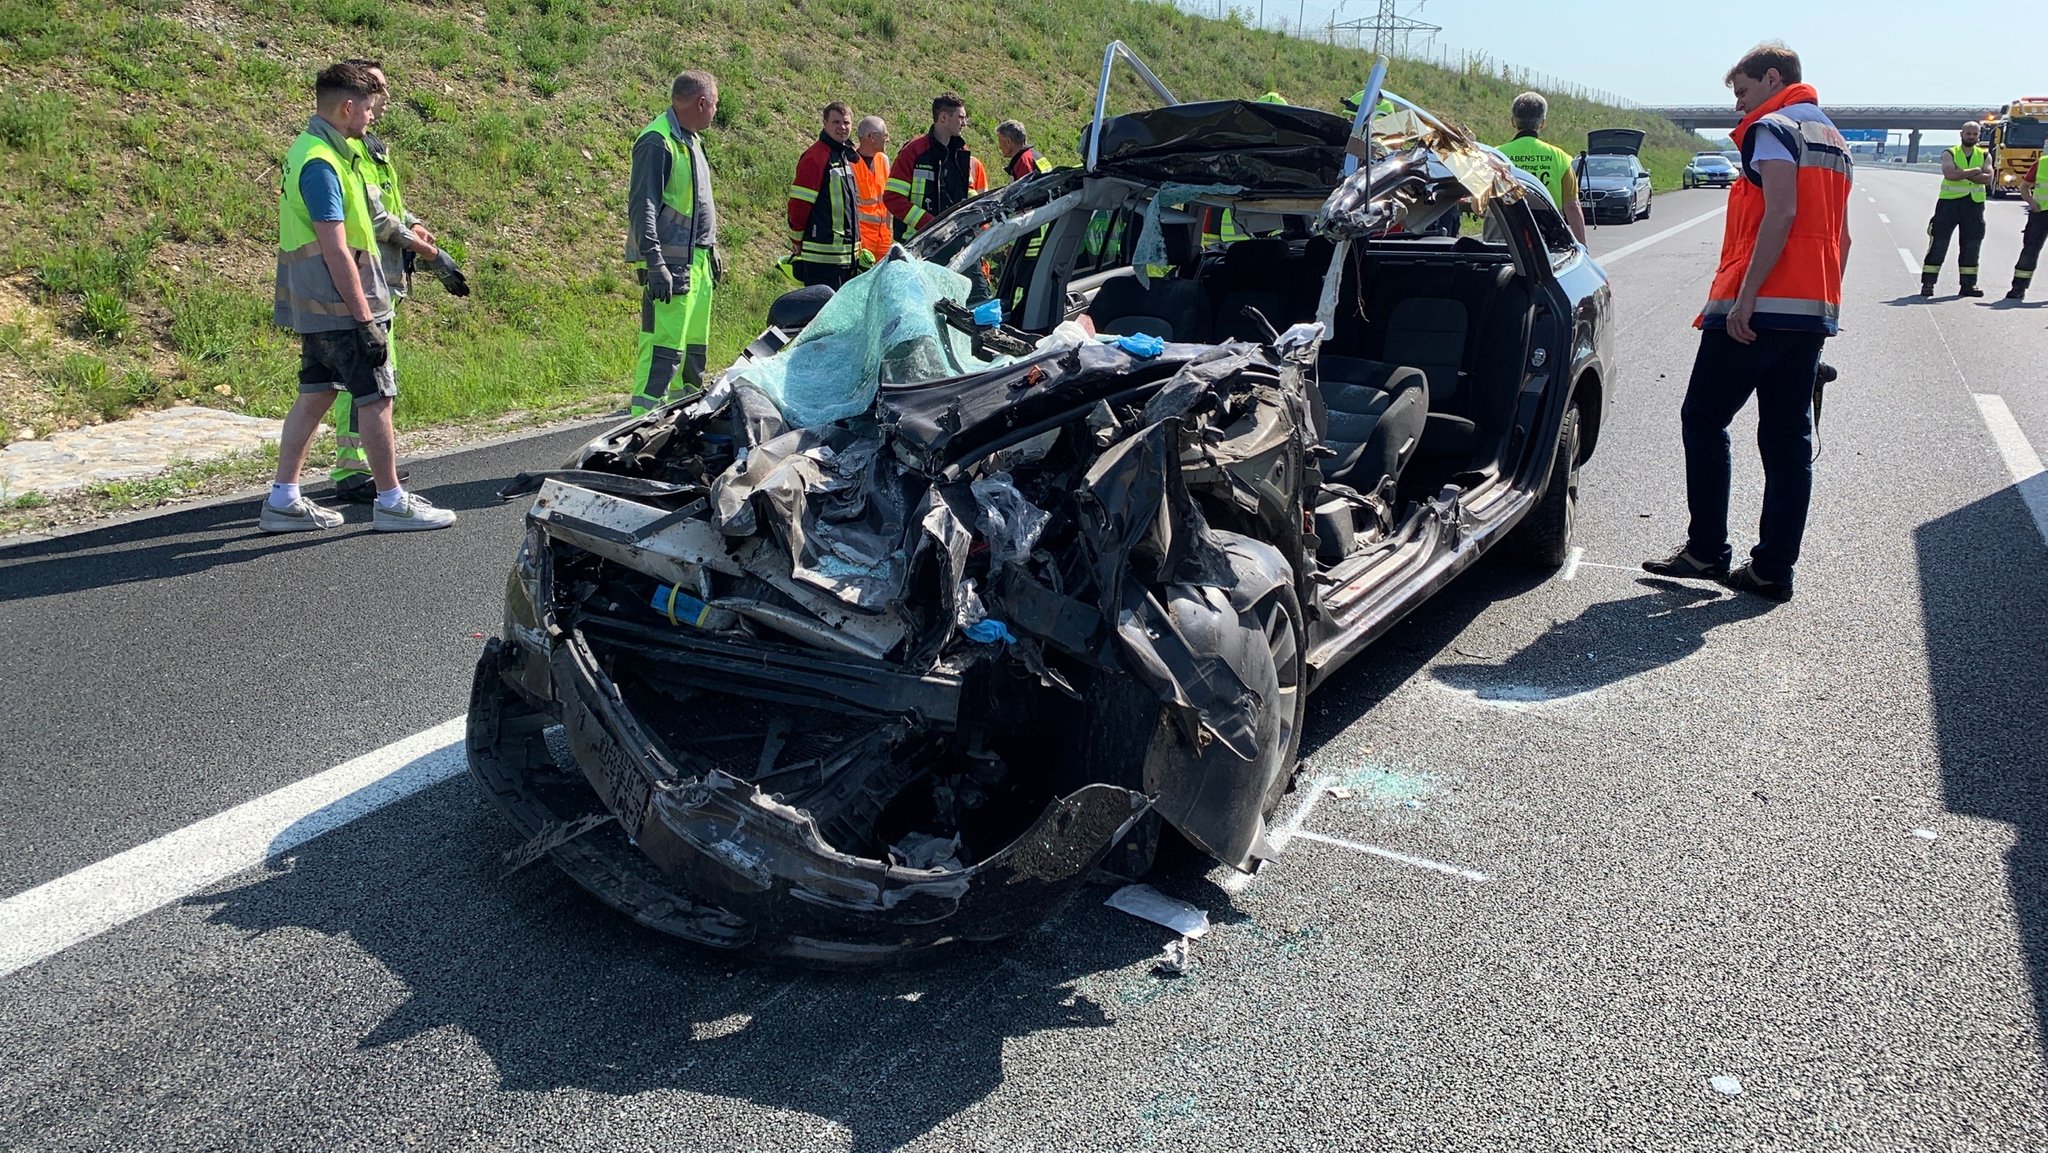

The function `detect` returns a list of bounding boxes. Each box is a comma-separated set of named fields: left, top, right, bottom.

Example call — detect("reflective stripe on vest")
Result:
left=1941, top=145, right=1988, bottom=202
left=634, top=112, right=698, bottom=265
left=854, top=151, right=892, bottom=258
left=1497, top=134, right=1574, bottom=211
left=1699, top=108, right=1852, bottom=335
left=275, top=128, right=390, bottom=331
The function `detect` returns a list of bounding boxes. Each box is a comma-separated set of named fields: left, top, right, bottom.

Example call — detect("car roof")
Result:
left=1088, top=99, right=1354, bottom=190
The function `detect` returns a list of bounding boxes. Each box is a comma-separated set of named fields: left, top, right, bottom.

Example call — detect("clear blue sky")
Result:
left=1204, top=0, right=2037, bottom=108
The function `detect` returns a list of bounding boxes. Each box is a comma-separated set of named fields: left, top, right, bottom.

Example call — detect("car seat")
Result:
left=1315, top=354, right=1428, bottom=491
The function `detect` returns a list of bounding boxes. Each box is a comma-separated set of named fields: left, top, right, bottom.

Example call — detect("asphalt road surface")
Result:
left=5, top=170, right=2048, bottom=1151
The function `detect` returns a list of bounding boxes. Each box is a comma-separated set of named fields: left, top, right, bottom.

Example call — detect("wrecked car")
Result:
left=467, top=47, right=1615, bottom=965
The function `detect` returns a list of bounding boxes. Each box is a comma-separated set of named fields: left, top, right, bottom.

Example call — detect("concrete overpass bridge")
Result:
left=1643, top=106, right=1993, bottom=162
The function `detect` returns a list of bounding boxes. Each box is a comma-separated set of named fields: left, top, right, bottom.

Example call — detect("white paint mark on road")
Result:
left=1597, top=206, right=1728, bottom=266
left=1222, top=773, right=1332, bottom=895
left=1898, top=247, right=1921, bottom=277
left=1559, top=546, right=1584, bottom=581
left=1971, top=393, right=2048, bottom=546
left=0, top=716, right=467, bottom=979
left=1878, top=213, right=1890, bottom=224
left=1292, top=830, right=1491, bottom=883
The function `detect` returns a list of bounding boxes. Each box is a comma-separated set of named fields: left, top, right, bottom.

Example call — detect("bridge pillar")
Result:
left=1907, top=130, right=1922, bottom=164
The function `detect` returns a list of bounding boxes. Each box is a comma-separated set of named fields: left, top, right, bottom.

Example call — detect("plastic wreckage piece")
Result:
left=970, top=472, right=1052, bottom=567
left=734, top=256, right=1013, bottom=428
left=1104, top=883, right=1211, bottom=939
left=528, top=478, right=907, bottom=660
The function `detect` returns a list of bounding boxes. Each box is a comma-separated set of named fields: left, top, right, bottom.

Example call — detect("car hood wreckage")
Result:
left=468, top=47, right=1591, bottom=965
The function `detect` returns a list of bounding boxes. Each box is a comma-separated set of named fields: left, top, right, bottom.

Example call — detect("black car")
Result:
left=1579, top=128, right=1653, bottom=223
left=467, top=51, right=1617, bottom=965
left=1681, top=152, right=1736, bottom=189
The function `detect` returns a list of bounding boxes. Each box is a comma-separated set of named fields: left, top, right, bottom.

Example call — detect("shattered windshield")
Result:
left=733, top=258, right=1014, bottom=426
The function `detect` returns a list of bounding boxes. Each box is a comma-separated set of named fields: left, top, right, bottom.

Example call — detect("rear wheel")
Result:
left=1507, top=400, right=1580, bottom=568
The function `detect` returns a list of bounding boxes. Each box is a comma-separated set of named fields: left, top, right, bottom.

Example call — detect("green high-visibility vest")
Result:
left=2033, top=164, right=2048, bottom=210
left=632, top=111, right=700, bottom=266
left=1941, top=145, right=1988, bottom=203
left=354, top=135, right=405, bottom=224
left=1497, top=133, right=1575, bottom=212
left=276, top=126, right=388, bottom=330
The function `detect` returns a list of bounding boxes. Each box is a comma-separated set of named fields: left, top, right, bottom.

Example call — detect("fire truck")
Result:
left=1984, top=97, right=2048, bottom=199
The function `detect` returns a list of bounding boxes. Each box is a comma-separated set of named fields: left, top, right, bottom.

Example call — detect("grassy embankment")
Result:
left=0, top=0, right=1703, bottom=479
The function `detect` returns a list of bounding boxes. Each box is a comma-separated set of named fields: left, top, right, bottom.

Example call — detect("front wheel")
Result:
left=1506, top=400, right=1580, bottom=568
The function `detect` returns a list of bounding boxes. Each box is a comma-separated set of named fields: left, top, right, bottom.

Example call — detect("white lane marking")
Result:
left=1898, top=247, right=1921, bottom=277
left=1878, top=213, right=1890, bottom=224
left=1559, top=546, right=1584, bottom=581
left=1971, top=394, right=2048, bottom=546
left=1222, top=773, right=1332, bottom=895
left=1292, top=830, right=1491, bottom=883
left=0, top=717, right=467, bottom=979
left=1868, top=196, right=1877, bottom=203
left=1597, top=206, right=1728, bottom=266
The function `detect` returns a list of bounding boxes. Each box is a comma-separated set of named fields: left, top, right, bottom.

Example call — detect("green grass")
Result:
left=0, top=0, right=1706, bottom=444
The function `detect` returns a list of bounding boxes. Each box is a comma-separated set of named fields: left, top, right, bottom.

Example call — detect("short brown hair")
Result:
left=822, top=101, right=850, bottom=122
left=315, top=61, right=385, bottom=105
left=932, top=92, right=965, bottom=119
left=1725, top=41, right=1801, bottom=86
left=672, top=70, right=716, bottom=103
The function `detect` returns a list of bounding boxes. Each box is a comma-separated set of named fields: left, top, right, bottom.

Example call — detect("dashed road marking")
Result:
left=1898, top=247, right=1921, bottom=277
left=0, top=716, right=467, bottom=979
left=1597, top=206, right=1729, bottom=266
left=1971, top=393, right=2048, bottom=546
left=1292, top=830, right=1491, bottom=883
left=1878, top=213, right=1890, bottom=224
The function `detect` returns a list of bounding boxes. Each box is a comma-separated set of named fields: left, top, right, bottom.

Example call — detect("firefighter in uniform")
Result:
left=884, top=92, right=987, bottom=240
left=1494, top=91, right=1588, bottom=244
left=2009, top=156, right=2047, bottom=300
left=787, top=102, right=863, bottom=289
left=1921, top=120, right=1994, bottom=297
left=329, top=60, right=469, bottom=502
left=852, top=116, right=894, bottom=264
left=626, top=71, right=721, bottom=416
left=1643, top=42, right=1851, bottom=602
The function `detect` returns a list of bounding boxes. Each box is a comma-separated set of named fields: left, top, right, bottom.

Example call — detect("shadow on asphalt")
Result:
left=1432, top=576, right=1776, bottom=703
left=1920, top=484, right=2048, bottom=1062
left=187, top=774, right=1160, bottom=1152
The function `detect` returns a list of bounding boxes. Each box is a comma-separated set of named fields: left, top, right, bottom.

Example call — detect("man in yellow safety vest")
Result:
left=1921, top=119, right=1994, bottom=297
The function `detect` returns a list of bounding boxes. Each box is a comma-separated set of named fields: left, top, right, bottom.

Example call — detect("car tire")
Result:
left=1072, top=548, right=1307, bottom=871
left=1639, top=196, right=1652, bottom=220
left=1507, top=400, right=1580, bottom=568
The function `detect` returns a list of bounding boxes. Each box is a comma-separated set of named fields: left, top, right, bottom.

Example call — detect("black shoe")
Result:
left=1920, top=282, right=1935, bottom=298
left=1719, top=563, right=1793, bottom=602
left=333, top=468, right=410, bottom=504
left=2008, top=289, right=2028, bottom=301
left=1642, top=548, right=1731, bottom=580
left=1960, top=286, right=1986, bottom=298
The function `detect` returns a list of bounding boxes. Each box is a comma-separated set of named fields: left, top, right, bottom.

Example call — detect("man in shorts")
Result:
left=260, top=60, right=454, bottom=533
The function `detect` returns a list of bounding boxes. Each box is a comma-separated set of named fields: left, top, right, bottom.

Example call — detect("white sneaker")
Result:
left=372, top=491, right=458, bottom=532
left=258, top=497, right=343, bottom=533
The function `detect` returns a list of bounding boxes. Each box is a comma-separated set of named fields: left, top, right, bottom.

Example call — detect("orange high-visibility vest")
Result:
left=853, top=150, right=892, bottom=260
left=1699, top=97, right=1852, bottom=335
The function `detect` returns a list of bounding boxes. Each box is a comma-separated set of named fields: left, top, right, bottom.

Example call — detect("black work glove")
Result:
left=429, top=249, right=470, bottom=297
left=355, top=320, right=390, bottom=368
left=645, top=261, right=676, bottom=302
left=709, top=248, right=724, bottom=288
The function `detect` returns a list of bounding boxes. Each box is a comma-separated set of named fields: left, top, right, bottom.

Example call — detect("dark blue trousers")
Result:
left=1681, top=327, right=1826, bottom=585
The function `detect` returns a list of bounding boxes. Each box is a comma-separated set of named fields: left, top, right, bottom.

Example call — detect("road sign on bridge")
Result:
left=1644, top=106, right=1991, bottom=162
